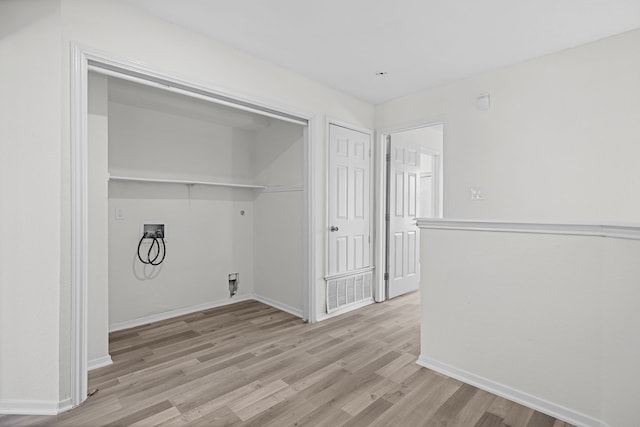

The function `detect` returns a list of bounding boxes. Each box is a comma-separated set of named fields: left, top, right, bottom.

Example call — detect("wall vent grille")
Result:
left=326, top=270, right=373, bottom=313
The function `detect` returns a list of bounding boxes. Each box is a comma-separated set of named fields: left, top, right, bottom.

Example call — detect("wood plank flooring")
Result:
left=0, top=293, right=574, bottom=426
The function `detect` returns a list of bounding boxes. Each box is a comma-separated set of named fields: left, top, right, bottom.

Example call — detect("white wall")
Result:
left=0, top=0, right=63, bottom=410
left=253, top=121, right=304, bottom=313
left=377, top=28, right=640, bottom=222
left=107, top=96, right=257, bottom=325
left=55, top=4, right=374, bottom=400
left=108, top=187, right=256, bottom=324
left=105, top=96, right=305, bottom=324
left=0, top=0, right=373, bottom=407
left=87, top=73, right=110, bottom=365
left=392, top=126, right=443, bottom=154
left=381, top=26, right=640, bottom=427
left=419, top=227, right=640, bottom=427
left=253, top=121, right=304, bottom=187
left=602, top=238, right=640, bottom=427
left=390, top=126, right=443, bottom=218
left=20, top=0, right=640, bottom=413
left=108, top=99, right=257, bottom=184
left=380, top=30, right=640, bottom=424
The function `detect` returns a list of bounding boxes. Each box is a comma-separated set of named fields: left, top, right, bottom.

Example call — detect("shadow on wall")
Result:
left=0, top=0, right=58, bottom=39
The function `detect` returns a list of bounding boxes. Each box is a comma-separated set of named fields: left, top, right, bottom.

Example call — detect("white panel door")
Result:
left=388, top=137, right=420, bottom=298
left=328, top=124, right=371, bottom=276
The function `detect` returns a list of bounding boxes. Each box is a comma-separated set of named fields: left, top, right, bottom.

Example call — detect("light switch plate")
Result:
left=476, top=93, right=490, bottom=111
left=115, top=207, right=125, bottom=220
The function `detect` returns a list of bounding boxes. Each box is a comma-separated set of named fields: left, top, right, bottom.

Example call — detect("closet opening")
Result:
left=71, top=46, right=315, bottom=407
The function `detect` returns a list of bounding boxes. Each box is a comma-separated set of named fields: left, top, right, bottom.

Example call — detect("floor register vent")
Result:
left=326, top=270, right=373, bottom=314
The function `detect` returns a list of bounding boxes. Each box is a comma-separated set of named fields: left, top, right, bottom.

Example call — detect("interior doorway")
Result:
left=375, top=123, right=443, bottom=301
left=325, top=122, right=374, bottom=315
left=71, top=45, right=316, bottom=407
left=91, top=73, right=308, bottom=337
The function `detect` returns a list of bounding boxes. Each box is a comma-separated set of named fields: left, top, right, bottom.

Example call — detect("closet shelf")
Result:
left=108, top=175, right=267, bottom=190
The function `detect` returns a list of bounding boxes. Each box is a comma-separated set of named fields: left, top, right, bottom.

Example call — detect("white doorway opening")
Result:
left=70, top=45, right=316, bottom=408
left=374, top=122, right=444, bottom=301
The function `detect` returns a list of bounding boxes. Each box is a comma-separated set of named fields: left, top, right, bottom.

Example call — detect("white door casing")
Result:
left=387, top=136, right=420, bottom=298
left=71, top=45, right=317, bottom=411
left=375, top=120, right=444, bottom=302
left=328, top=124, right=371, bottom=276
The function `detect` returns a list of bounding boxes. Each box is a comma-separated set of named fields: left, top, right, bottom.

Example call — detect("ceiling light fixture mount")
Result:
left=375, top=71, right=388, bottom=76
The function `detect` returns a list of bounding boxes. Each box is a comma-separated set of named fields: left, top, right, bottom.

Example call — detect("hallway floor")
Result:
left=0, top=292, right=573, bottom=426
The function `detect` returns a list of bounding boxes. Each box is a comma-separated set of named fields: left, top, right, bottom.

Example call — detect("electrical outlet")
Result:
left=469, top=187, right=485, bottom=201
left=114, top=207, right=125, bottom=220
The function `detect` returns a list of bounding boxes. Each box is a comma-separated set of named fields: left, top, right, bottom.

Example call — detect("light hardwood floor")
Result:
left=0, top=292, right=574, bottom=426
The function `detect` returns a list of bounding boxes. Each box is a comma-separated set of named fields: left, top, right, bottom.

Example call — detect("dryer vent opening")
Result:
left=228, top=273, right=239, bottom=297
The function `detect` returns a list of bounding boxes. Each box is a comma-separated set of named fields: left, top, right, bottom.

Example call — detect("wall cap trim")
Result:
left=416, top=218, right=640, bottom=240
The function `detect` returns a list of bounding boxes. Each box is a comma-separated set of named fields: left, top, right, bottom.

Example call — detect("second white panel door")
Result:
left=387, top=137, right=420, bottom=298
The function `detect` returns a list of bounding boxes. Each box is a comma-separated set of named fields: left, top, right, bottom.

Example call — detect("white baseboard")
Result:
left=417, top=355, right=606, bottom=427
left=109, top=294, right=253, bottom=332
left=251, top=293, right=303, bottom=318
left=58, top=398, right=73, bottom=414
left=0, top=397, right=72, bottom=415
left=88, top=355, right=113, bottom=371
left=108, top=293, right=304, bottom=333
left=316, top=298, right=375, bottom=322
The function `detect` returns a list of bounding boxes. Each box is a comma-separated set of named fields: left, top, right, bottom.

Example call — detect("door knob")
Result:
left=330, top=226, right=339, bottom=232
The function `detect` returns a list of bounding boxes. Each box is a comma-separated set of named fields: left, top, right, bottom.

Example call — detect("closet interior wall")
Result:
left=87, top=72, right=304, bottom=363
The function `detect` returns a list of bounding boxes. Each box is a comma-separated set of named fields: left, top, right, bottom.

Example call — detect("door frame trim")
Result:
left=375, top=119, right=446, bottom=301
left=70, top=43, right=316, bottom=408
